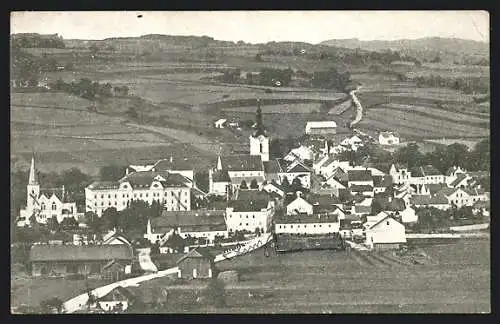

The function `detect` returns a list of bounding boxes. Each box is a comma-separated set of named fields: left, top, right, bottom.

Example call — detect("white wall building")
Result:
left=365, top=216, right=407, bottom=250
left=225, top=200, right=274, bottom=233
left=286, top=193, right=314, bottom=215
left=379, top=132, right=400, bottom=145
left=305, top=121, right=337, bottom=135
left=275, top=214, right=340, bottom=235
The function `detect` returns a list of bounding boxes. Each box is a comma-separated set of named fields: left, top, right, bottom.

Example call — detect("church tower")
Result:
left=249, top=99, right=270, bottom=162
left=26, top=153, right=40, bottom=216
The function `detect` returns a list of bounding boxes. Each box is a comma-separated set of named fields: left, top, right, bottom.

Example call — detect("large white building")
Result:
left=275, top=213, right=340, bottom=235
left=305, top=121, right=337, bottom=135
left=225, top=191, right=275, bottom=234
left=364, top=216, right=406, bottom=250
left=85, top=170, right=193, bottom=217
left=18, top=155, right=78, bottom=226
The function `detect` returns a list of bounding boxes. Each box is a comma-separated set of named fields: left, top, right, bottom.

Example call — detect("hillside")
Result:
left=320, top=37, right=489, bottom=64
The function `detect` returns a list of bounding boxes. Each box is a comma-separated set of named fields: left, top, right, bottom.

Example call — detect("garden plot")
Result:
left=10, top=92, right=93, bottom=111
left=222, top=102, right=322, bottom=114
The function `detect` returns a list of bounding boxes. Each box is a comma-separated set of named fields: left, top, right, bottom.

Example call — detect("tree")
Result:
left=394, top=143, right=423, bottom=169
left=194, top=171, right=209, bottom=192
left=99, top=164, right=127, bottom=181
left=250, top=179, right=259, bottom=189
left=126, top=107, right=139, bottom=119
left=281, top=177, right=291, bottom=192
left=203, top=279, right=226, bottom=308
left=61, top=217, right=79, bottom=230
left=291, top=177, right=303, bottom=192
left=101, top=207, right=120, bottom=231
left=240, top=180, right=248, bottom=190
left=47, top=217, right=61, bottom=232
left=255, top=53, right=263, bottom=62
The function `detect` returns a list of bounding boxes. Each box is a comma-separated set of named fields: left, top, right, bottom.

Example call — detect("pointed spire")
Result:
left=169, top=155, right=173, bottom=163
left=28, top=152, right=38, bottom=185
left=254, top=99, right=266, bottom=137
left=146, top=218, right=152, bottom=235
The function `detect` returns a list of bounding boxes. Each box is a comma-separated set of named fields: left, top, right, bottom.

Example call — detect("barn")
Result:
left=29, top=245, right=134, bottom=277
left=176, top=247, right=215, bottom=280
left=364, top=216, right=406, bottom=251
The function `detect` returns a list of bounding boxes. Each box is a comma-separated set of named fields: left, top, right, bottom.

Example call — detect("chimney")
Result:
left=388, top=196, right=392, bottom=203
left=62, top=185, right=65, bottom=201
left=296, top=191, right=302, bottom=198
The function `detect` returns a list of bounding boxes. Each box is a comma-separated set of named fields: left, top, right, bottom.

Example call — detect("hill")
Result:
left=320, top=37, right=489, bottom=64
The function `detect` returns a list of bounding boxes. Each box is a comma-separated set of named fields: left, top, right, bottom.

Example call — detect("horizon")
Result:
left=11, top=11, right=489, bottom=44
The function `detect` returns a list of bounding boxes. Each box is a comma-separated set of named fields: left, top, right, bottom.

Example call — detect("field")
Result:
left=124, top=239, right=489, bottom=313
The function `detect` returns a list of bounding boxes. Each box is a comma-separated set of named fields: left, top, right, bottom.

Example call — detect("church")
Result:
left=17, top=155, right=79, bottom=227
left=208, top=100, right=270, bottom=195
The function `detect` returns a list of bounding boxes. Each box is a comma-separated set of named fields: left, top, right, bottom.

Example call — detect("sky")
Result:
left=11, top=11, right=489, bottom=44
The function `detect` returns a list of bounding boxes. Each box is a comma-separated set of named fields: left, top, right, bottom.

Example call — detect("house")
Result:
left=309, top=194, right=345, bottom=216
left=347, top=170, right=374, bottom=188
left=389, top=164, right=411, bottom=185
left=86, top=170, right=192, bottom=217
left=448, top=173, right=472, bottom=189
left=400, top=206, right=418, bottom=224
left=225, top=192, right=274, bottom=233
left=275, top=213, right=340, bottom=235
left=373, top=175, right=393, bottom=194
left=145, top=210, right=228, bottom=244
left=277, top=159, right=312, bottom=189
left=18, top=155, right=78, bottom=226
left=472, top=200, right=490, bottom=217
left=214, top=118, right=227, bottom=128
left=339, top=218, right=363, bottom=239
left=323, top=173, right=347, bottom=192
left=436, top=187, right=482, bottom=208
left=350, top=185, right=374, bottom=197
left=409, top=165, right=446, bottom=185
left=375, top=196, right=406, bottom=215
left=305, top=121, right=337, bottom=135
left=96, top=286, right=137, bottom=312
left=340, top=135, right=364, bottom=151
left=284, top=145, right=314, bottom=163
left=101, top=259, right=130, bottom=281
left=286, top=192, right=314, bottom=216
left=29, top=245, right=134, bottom=277
left=126, top=157, right=195, bottom=182
left=176, top=247, right=215, bottom=279
left=364, top=216, right=406, bottom=251
left=261, top=181, right=285, bottom=198
left=445, top=166, right=468, bottom=185
left=378, top=132, right=400, bottom=145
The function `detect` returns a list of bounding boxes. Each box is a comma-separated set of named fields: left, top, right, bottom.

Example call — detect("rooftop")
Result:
left=155, top=210, right=226, bottom=230
left=348, top=170, right=373, bottom=182
left=275, top=213, right=339, bottom=224
left=29, top=245, right=133, bottom=262
left=153, top=158, right=193, bottom=171
left=220, top=155, right=263, bottom=172
left=177, top=247, right=214, bottom=264
left=410, top=194, right=449, bottom=205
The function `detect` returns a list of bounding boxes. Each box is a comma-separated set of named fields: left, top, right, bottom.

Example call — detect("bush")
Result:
left=66, top=273, right=86, bottom=280
left=203, top=279, right=226, bottom=308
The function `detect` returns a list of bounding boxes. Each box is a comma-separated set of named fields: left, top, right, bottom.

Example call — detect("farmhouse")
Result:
left=176, top=247, right=215, bottom=280
left=364, top=216, right=406, bottom=251
left=437, top=187, right=487, bottom=208
left=277, top=159, right=312, bottom=189
left=18, top=155, right=79, bottom=227
left=275, top=213, right=340, bottom=235
left=225, top=194, right=274, bottom=233
left=284, top=145, right=314, bottom=162
left=409, top=194, right=450, bottom=210
left=389, top=163, right=411, bottom=185
left=305, top=121, right=337, bottom=135
left=446, top=166, right=468, bottom=185
left=409, top=165, right=446, bottom=185
left=85, top=170, right=193, bottom=217
left=29, top=245, right=134, bottom=277
left=340, top=135, right=364, bottom=151
left=378, top=132, right=400, bottom=145
left=448, top=173, right=472, bottom=189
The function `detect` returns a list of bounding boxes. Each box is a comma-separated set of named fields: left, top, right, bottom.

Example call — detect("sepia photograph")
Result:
left=10, top=11, right=490, bottom=314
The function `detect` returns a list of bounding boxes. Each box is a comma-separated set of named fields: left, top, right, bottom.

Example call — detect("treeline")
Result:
left=259, top=45, right=421, bottom=66
left=340, top=139, right=490, bottom=175
left=11, top=47, right=67, bottom=86
left=217, top=66, right=352, bottom=92
left=12, top=33, right=66, bottom=49
left=49, top=78, right=129, bottom=101
left=414, top=74, right=489, bottom=94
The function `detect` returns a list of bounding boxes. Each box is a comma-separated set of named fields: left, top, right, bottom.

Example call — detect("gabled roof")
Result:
left=275, top=213, right=339, bottom=224
left=410, top=194, right=449, bottom=205
left=367, top=215, right=401, bottom=230
left=309, top=194, right=342, bottom=207
left=446, top=166, right=466, bottom=176
left=220, top=155, right=263, bottom=172
left=350, top=185, right=374, bottom=192
left=287, top=163, right=311, bottom=173
left=436, top=187, right=459, bottom=197
left=348, top=170, right=372, bottom=182
left=450, top=173, right=469, bottom=187
left=156, top=210, right=226, bottom=230
left=426, top=183, right=448, bottom=195
left=354, top=205, right=372, bottom=214
left=228, top=199, right=269, bottom=212
left=374, top=196, right=406, bottom=212
left=88, top=181, right=120, bottom=190
left=39, top=188, right=64, bottom=201
left=212, top=170, right=230, bottom=182
left=176, top=247, right=214, bottom=264
left=29, top=245, right=133, bottom=262
left=263, top=160, right=282, bottom=173
left=420, top=165, right=443, bottom=176
left=373, top=175, right=392, bottom=188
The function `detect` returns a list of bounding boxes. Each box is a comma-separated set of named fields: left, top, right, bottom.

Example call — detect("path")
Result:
left=62, top=233, right=272, bottom=313
left=349, top=86, right=364, bottom=128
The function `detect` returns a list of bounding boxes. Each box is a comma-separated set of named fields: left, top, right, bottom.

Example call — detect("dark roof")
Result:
left=287, top=163, right=311, bottom=173
left=410, top=194, right=449, bottom=205
left=354, top=205, right=372, bottom=214
left=176, top=247, right=214, bottom=264
left=180, top=223, right=227, bottom=232
left=155, top=210, right=226, bottom=230
left=348, top=170, right=372, bottom=182
left=450, top=173, right=468, bottom=187
left=29, top=245, right=133, bottom=262
left=228, top=199, right=269, bottom=212
left=153, top=158, right=192, bottom=171
left=436, top=187, right=458, bottom=197
left=420, top=165, right=443, bottom=176
left=373, top=175, right=392, bottom=188
left=212, top=170, right=230, bottom=182
left=263, top=160, right=282, bottom=173
left=264, top=180, right=284, bottom=191
left=234, top=189, right=272, bottom=201
left=374, top=197, right=406, bottom=212
left=120, top=171, right=190, bottom=189
left=350, top=185, right=374, bottom=192
left=409, top=166, right=424, bottom=177
left=309, top=194, right=341, bottom=207
left=220, top=155, right=263, bottom=172
left=39, top=188, right=64, bottom=201
left=275, top=213, right=339, bottom=224
left=331, top=168, right=349, bottom=182
left=426, top=183, right=448, bottom=195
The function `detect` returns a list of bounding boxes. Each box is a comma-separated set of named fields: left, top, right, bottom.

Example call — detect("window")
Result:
left=386, top=221, right=390, bottom=226
left=101, top=202, right=104, bottom=206
left=246, top=223, right=248, bottom=226
left=134, top=194, right=137, bottom=198
left=109, top=202, right=111, bottom=206
left=101, top=194, right=104, bottom=198
left=246, top=215, right=248, bottom=219
left=140, top=194, right=143, bottom=198
left=146, top=193, right=148, bottom=198
left=239, top=223, right=242, bottom=226
left=319, top=225, right=322, bottom=227
left=290, top=225, right=293, bottom=228
left=41, top=203, right=46, bottom=210
left=94, top=195, right=97, bottom=199
left=114, top=194, right=117, bottom=198
left=108, top=194, right=111, bottom=198
left=122, top=194, right=125, bottom=198
left=51, top=203, right=57, bottom=210
left=253, top=215, right=255, bottom=218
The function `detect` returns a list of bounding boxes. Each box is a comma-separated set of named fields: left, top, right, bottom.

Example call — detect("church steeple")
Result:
left=253, top=99, right=266, bottom=137
left=28, top=153, right=38, bottom=185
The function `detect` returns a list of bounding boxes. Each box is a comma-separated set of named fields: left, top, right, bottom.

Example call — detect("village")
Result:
left=12, top=98, right=490, bottom=314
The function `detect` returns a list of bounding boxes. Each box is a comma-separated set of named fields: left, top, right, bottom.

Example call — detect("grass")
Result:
left=222, top=103, right=323, bottom=114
